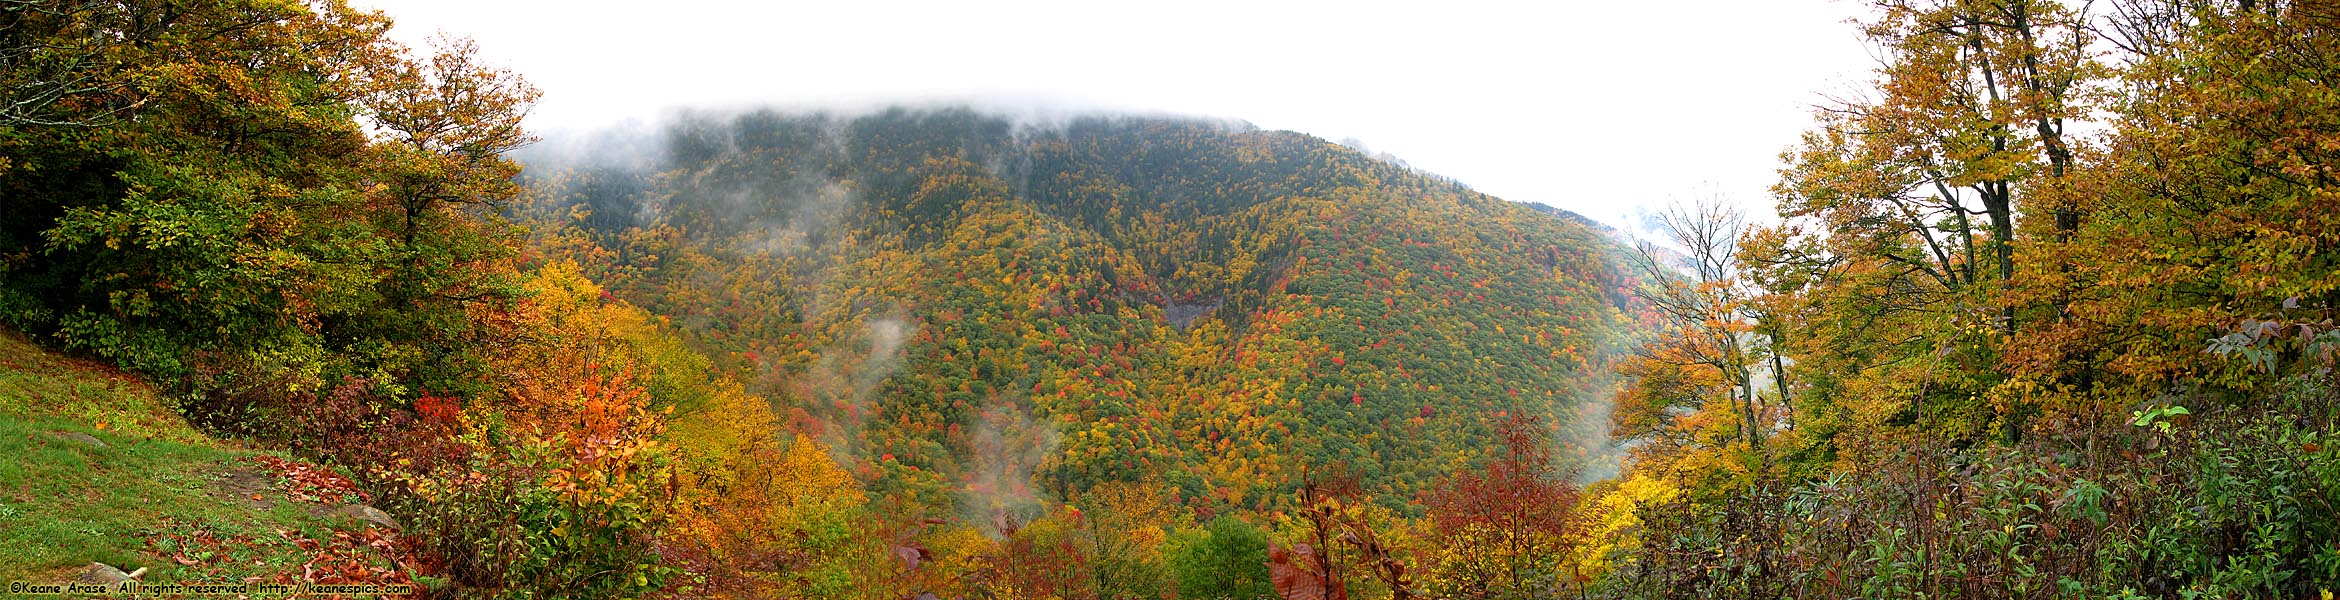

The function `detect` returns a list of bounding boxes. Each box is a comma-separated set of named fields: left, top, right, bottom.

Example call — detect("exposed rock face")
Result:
left=1164, top=299, right=1222, bottom=330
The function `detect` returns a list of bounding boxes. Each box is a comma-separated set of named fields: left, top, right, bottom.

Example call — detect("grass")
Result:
left=0, top=331, right=393, bottom=585
left=0, top=330, right=206, bottom=445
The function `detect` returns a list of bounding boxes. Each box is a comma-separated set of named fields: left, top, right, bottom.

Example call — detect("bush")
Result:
left=263, top=368, right=677, bottom=599
left=1598, top=372, right=2340, bottom=599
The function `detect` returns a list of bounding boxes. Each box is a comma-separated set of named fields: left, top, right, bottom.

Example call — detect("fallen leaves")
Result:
left=246, top=455, right=369, bottom=504
left=142, top=517, right=435, bottom=590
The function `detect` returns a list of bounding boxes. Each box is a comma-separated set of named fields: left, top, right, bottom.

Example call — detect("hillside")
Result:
left=0, top=331, right=426, bottom=591
left=525, top=108, right=1637, bottom=519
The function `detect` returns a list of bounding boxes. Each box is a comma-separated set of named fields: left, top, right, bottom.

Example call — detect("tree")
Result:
left=2, top=0, right=391, bottom=385
left=1168, top=516, right=1274, bottom=600
left=1078, top=479, right=1182, bottom=600
left=1779, top=0, right=2095, bottom=301
left=1759, top=0, right=2103, bottom=443
left=0, top=0, right=294, bottom=128
left=2021, top=0, right=2340, bottom=394
left=345, top=33, right=540, bottom=395
left=0, top=0, right=541, bottom=403
left=1423, top=413, right=1581, bottom=599
left=1612, top=197, right=1802, bottom=482
left=1282, top=469, right=1417, bottom=600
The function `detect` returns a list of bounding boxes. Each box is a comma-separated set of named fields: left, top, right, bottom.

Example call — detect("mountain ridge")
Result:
left=520, top=106, right=1639, bottom=518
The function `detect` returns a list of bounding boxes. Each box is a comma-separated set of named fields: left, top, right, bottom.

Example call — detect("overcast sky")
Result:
left=356, top=0, right=1877, bottom=232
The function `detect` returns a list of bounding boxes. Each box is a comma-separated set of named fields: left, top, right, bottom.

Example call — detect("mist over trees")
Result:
left=1, top=0, right=2335, bottom=598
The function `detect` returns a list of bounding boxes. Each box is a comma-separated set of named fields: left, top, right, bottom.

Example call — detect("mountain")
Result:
left=522, top=106, right=1637, bottom=519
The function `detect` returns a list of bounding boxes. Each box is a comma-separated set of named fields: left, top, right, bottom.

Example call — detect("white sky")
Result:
left=355, top=0, right=1877, bottom=231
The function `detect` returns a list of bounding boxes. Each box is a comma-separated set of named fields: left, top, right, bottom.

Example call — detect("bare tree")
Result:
left=1626, top=196, right=1772, bottom=446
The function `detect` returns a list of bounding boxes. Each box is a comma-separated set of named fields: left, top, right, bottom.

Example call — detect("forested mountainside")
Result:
left=523, top=108, right=1634, bottom=517
left=9, top=0, right=2338, bottom=598
left=1, top=0, right=1644, bottom=591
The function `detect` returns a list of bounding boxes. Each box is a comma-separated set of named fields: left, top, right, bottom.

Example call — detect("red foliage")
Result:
left=1424, top=413, right=1581, bottom=592
left=414, top=395, right=460, bottom=428
left=288, top=528, right=428, bottom=588
left=1428, top=414, right=1576, bottom=536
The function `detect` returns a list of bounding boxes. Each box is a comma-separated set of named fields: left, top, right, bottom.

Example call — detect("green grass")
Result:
left=0, top=330, right=206, bottom=445
left=0, top=332, right=380, bottom=585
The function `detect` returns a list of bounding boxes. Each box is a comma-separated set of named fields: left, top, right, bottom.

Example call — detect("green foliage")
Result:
left=1166, top=516, right=1274, bottom=600
left=490, top=427, right=676, bottom=599
left=2130, top=404, right=2191, bottom=433
left=0, top=0, right=535, bottom=408
left=1601, top=373, right=2340, bottom=599
left=2, top=0, right=385, bottom=380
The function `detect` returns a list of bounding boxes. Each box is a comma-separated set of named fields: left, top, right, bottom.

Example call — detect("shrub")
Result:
left=1597, top=371, right=2340, bottom=599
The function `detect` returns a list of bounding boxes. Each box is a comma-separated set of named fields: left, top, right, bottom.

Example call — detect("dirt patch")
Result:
left=210, top=468, right=275, bottom=510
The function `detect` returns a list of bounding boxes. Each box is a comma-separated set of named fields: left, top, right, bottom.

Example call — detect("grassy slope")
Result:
left=0, top=331, right=392, bottom=586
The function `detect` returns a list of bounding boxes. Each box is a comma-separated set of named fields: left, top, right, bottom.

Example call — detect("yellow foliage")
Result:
left=1573, top=473, right=1681, bottom=579
left=774, top=434, right=865, bottom=511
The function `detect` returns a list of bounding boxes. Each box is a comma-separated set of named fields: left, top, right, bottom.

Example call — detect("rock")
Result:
left=76, top=562, right=138, bottom=586
left=1165, top=299, right=1223, bottom=330
left=211, top=468, right=275, bottom=510
left=47, top=431, right=107, bottom=449
left=322, top=504, right=399, bottom=529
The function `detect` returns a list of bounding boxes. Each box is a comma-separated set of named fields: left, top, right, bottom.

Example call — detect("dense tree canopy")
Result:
left=8, top=0, right=2335, bottom=598
left=523, top=109, right=1634, bottom=522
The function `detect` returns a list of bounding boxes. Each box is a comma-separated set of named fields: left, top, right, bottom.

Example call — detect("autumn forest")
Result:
left=1, top=0, right=2337, bottom=599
